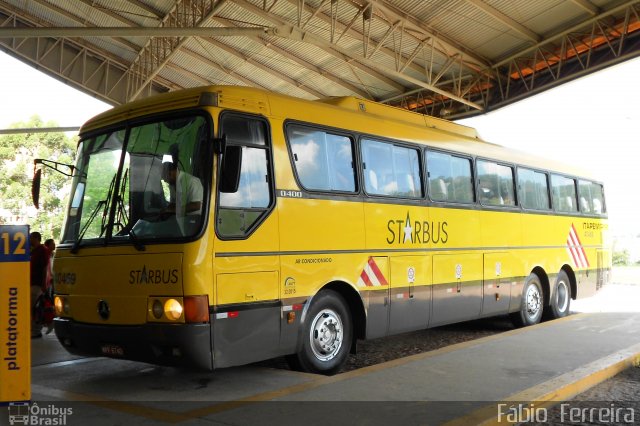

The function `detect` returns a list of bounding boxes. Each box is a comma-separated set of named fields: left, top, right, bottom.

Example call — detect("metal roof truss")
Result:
left=0, top=0, right=638, bottom=119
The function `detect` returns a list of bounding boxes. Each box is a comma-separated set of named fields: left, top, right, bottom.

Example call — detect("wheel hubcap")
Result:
left=525, top=284, right=541, bottom=319
left=309, top=309, right=343, bottom=362
left=556, top=280, right=569, bottom=313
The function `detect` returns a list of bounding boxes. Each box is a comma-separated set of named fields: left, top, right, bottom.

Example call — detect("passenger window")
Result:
left=518, top=168, right=550, bottom=210
left=217, top=115, right=273, bottom=238
left=578, top=180, right=606, bottom=215
left=551, top=174, right=578, bottom=213
left=361, top=139, right=422, bottom=198
left=477, top=160, right=515, bottom=207
left=288, top=125, right=356, bottom=192
left=590, top=183, right=605, bottom=214
left=426, top=151, right=474, bottom=203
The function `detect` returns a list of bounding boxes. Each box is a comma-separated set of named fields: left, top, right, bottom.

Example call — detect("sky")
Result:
left=0, top=52, right=110, bottom=128
left=1, top=50, right=638, bottom=237
left=460, top=56, right=640, bottom=238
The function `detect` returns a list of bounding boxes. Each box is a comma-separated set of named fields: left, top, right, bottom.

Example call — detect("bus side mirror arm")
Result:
left=213, top=134, right=226, bottom=155
left=32, top=158, right=79, bottom=209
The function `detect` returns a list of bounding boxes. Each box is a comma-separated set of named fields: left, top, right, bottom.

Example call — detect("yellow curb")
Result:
left=444, top=342, right=640, bottom=426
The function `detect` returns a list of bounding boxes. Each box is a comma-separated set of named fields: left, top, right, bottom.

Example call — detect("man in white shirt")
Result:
left=161, top=161, right=203, bottom=217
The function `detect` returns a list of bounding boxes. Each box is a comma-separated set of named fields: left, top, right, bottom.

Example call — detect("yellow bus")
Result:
left=35, top=86, right=611, bottom=374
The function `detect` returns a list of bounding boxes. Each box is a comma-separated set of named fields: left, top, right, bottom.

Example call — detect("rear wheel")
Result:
left=511, top=273, right=544, bottom=327
left=545, top=270, right=572, bottom=319
left=287, top=290, right=352, bottom=375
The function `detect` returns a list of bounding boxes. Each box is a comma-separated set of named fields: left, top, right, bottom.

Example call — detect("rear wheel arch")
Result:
left=561, top=264, right=577, bottom=300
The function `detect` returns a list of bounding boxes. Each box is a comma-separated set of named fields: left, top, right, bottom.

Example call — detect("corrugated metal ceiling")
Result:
left=0, top=0, right=638, bottom=118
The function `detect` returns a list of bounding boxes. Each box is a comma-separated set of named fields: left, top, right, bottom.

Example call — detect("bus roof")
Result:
left=80, top=85, right=598, bottom=181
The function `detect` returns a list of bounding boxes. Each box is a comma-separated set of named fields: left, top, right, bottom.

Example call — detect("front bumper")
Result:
left=54, top=318, right=213, bottom=370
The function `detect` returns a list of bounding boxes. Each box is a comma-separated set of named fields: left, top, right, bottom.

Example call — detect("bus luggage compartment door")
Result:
left=431, top=254, right=482, bottom=326
left=388, top=256, right=430, bottom=334
left=482, top=253, right=512, bottom=316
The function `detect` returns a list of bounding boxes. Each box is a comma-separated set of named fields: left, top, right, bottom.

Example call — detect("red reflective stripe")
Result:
left=567, top=238, right=581, bottom=267
left=569, top=225, right=590, bottom=267
left=360, top=269, right=373, bottom=286
left=228, top=311, right=239, bottom=318
left=566, top=223, right=591, bottom=268
left=292, top=304, right=303, bottom=311
left=368, top=257, right=388, bottom=285
left=581, top=247, right=590, bottom=267
left=570, top=223, right=582, bottom=245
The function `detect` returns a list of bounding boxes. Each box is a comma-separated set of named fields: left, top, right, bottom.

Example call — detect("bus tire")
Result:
left=545, top=270, right=572, bottom=320
left=511, top=273, right=544, bottom=327
left=289, top=290, right=352, bottom=375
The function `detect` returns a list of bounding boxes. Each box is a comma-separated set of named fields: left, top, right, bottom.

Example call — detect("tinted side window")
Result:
left=519, top=168, right=550, bottom=210
left=579, top=180, right=606, bottom=215
left=426, top=151, right=474, bottom=203
left=551, top=174, right=578, bottom=213
left=591, top=183, right=605, bottom=214
left=362, top=139, right=422, bottom=198
left=288, top=125, right=356, bottom=192
left=477, top=160, right=515, bottom=206
left=217, top=115, right=273, bottom=238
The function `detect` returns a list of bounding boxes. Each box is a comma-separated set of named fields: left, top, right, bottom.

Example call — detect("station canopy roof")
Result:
left=1, top=0, right=639, bottom=119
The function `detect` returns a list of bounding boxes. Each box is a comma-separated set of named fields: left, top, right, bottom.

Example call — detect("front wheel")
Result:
left=545, top=270, right=572, bottom=320
left=511, top=273, right=544, bottom=327
left=288, top=290, right=352, bottom=375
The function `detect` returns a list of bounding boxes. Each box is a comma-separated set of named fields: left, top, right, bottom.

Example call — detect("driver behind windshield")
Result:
left=161, top=161, right=203, bottom=217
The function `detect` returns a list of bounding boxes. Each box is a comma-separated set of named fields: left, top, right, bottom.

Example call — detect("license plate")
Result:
left=101, top=344, right=124, bottom=357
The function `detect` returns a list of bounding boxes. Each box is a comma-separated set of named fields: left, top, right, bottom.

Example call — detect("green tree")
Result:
left=612, top=249, right=630, bottom=266
left=0, top=116, right=77, bottom=239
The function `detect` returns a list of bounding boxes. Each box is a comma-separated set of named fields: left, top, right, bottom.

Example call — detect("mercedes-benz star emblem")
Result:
left=97, top=300, right=110, bottom=320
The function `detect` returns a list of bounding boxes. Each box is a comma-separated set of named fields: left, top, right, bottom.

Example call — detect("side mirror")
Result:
left=219, top=144, right=242, bottom=193
left=31, top=158, right=79, bottom=209
left=32, top=168, right=42, bottom=209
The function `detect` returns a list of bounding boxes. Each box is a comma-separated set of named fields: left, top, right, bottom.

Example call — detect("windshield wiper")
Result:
left=70, top=199, right=107, bottom=254
left=70, top=174, right=116, bottom=254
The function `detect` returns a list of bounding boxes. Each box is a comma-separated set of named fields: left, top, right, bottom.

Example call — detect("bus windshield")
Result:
left=61, top=114, right=211, bottom=246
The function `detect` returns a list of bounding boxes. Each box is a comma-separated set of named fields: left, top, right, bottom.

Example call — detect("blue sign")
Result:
left=0, top=226, right=30, bottom=263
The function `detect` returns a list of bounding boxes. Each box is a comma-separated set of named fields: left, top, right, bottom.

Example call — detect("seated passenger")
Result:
left=579, top=196, right=590, bottom=213
left=430, top=178, right=448, bottom=201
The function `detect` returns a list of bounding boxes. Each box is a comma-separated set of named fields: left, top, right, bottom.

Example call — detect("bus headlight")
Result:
left=164, top=299, right=183, bottom=320
left=151, top=300, right=164, bottom=319
left=147, top=297, right=185, bottom=322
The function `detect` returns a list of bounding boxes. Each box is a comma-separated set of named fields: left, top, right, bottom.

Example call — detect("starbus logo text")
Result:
left=386, top=212, right=449, bottom=245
